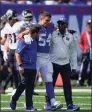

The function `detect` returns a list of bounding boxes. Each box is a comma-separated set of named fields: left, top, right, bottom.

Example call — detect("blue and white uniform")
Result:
left=36, top=23, right=54, bottom=82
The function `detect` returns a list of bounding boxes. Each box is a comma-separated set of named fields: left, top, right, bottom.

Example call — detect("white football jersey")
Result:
left=0, top=26, right=11, bottom=51
left=1, top=23, right=17, bottom=50
left=1, top=20, right=34, bottom=50
left=5, top=22, right=19, bottom=49
left=1, top=21, right=26, bottom=50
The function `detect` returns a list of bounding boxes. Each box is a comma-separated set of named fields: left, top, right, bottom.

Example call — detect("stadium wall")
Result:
left=0, top=4, right=91, bottom=78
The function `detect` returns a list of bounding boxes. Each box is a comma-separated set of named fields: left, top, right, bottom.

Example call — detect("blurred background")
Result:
left=0, top=0, right=92, bottom=111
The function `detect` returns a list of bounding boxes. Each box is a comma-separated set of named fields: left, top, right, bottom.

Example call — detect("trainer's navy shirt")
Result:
left=16, top=39, right=37, bottom=69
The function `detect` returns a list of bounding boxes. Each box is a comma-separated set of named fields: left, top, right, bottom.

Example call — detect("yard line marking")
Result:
left=1, top=107, right=90, bottom=110
left=34, top=96, right=91, bottom=99
left=1, top=101, right=92, bottom=106
left=1, top=88, right=91, bottom=96
left=3, top=88, right=92, bottom=93
left=2, top=94, right=91, bottom=99
left=1, top=107, right=41, bottom=111
left=34, top=89, right=91, bottom=92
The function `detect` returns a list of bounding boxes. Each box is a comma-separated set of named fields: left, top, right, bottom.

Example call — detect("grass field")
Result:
left=0, top=85, right=92, bottom=112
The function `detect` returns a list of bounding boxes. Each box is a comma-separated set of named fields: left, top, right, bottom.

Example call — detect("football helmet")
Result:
left=5, top=9, right=18, bottom=20
left=22, top=9, right=33, bottom=21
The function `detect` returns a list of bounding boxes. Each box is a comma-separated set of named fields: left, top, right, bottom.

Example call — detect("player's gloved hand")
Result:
left=3, top=51, right=8, bottom=62
left=0, top=15, right=7, bottom=30
left=24, top=35, right=33, bottom=44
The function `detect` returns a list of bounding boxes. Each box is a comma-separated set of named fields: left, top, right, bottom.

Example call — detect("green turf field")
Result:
left=0, top=86, right=92, bottom=112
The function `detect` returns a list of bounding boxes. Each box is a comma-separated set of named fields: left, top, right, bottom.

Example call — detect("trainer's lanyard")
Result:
left=86, top=32, right=91, bottom=46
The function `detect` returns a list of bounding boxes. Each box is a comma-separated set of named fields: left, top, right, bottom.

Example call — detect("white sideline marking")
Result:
left=1, top=107, right=90, bottom=110
left=2, top=94, right=91, bottom=99
left=5, top=88, right=91, bottom=95
left=1, top=107, right=42, bottom=111
left=34, top=89, right=91, bottom=92
left=1, top=101, right=92, bottom=106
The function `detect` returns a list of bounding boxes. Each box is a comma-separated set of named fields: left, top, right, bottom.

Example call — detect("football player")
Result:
left=18, top=11, right=62, bottom=111
left=0, top=14, right=7, bottom=88
left=0, top=9, right=19, bottom=93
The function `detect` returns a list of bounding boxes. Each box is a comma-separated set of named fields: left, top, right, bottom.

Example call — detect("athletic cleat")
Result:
left=33, top=92, right=39, bottom=95
left=67, top=104, right=80, bottom=111
left=44, top=102, right=51, bottom=110
left=10, top=100, right=16, bottom=110
left=26, top=106, right=37, bottom=111
left=51, top=101, right=63, bottom=111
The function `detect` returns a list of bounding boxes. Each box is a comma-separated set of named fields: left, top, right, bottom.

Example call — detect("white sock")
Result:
left=50, top=98, right=56, bottom=106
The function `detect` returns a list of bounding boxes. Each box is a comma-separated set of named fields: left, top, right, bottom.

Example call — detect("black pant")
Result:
left=3, top=70, right=19, bottom=90
left=52, top=63, right=73, bottom=106
left=3, top=49, right=19, bottom=89
left=79, top=54, right=91, bottom=86
left=0, top=51, right=4, bottom=66
left=7, top=49, right=16, bottom=69
left=12, top=69, right=36, bottom=108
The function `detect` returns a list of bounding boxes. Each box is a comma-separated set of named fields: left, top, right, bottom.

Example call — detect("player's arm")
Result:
left=0, top=37, right=7, bottom=45
left=4, top=38, right=9, bottom=53
left=18, top=29, right=30, bottom=39
left=3, top=38, right=9, bottom=62
left=18, top=29, right=33, bottom=44
left=0, top=30, right=7, bottom=45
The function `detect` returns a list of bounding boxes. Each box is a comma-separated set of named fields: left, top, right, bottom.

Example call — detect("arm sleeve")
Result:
left=15, top=40, right=27, bottom=54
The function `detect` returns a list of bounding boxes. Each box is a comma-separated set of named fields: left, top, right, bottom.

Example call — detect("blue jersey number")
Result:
left=38, top=33, right=52, bottom=47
